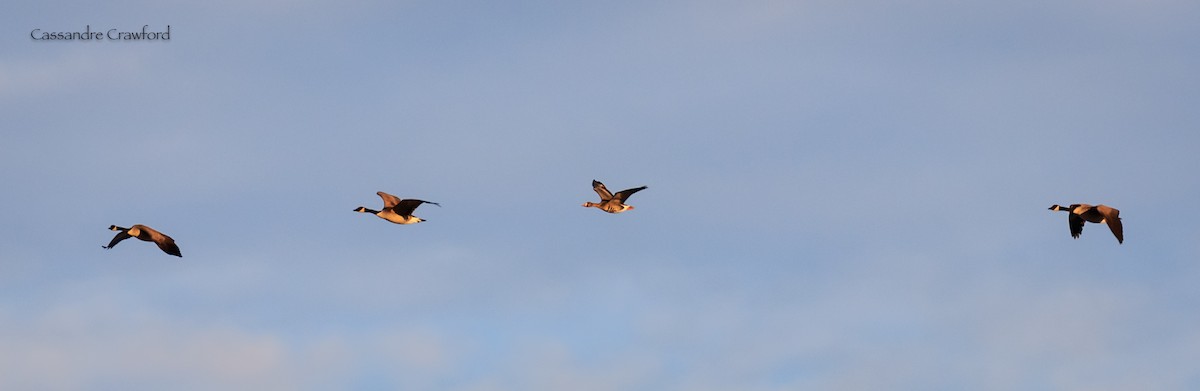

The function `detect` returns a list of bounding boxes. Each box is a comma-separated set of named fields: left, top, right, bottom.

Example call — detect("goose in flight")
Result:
left=1048, top=204, right=1123, bottom=244
left=355, top=191, right=440, bottom=224
left=582, top=180, right=647, bottom=214
left=102, top=224, right=182, bottom=257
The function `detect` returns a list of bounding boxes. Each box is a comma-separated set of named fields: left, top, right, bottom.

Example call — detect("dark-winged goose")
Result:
left=102, top=224, right=182, bottom=257
left=354, top=191, right=440, bottom=224
left=582, top=180, right=647, bottom=214
left=1049, top=204, right=1123, bottom=244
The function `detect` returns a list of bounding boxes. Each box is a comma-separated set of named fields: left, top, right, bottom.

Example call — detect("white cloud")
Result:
left=3, top=1, right=1199, bottom=390
left=3, top=243, right=1200, bottom=390
left=0, top=304, right=300, bottom=390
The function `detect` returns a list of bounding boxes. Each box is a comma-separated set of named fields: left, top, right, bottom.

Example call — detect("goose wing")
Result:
left=138, top=227, right=175, bottom=255
left=1068, top=213, right=1085, bottom=239
left=137, top=225, right=182, bottom=257
left=1098, top=205, right=1123, bottom=244
left=592, top=180, right=614, bottom=201
left=393, top=199, right=440, bottom=216
left=1077, top=205, right=1107, bottom=224
left=376, top=191, right=403, bottom=209
left=103, top=230, right=132, bottom=249
left=155, top=235, right=183, bottom=257
left=613, top=186, right=647, bottom=203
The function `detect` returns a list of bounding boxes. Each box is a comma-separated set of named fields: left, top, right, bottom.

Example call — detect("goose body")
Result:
left=355, top=191, right=439, bottom=224
left=582, top=180, right=647, bottom=214
left=1049, top=204, right=1123, bottom=244
left=102, top=224, right=182, bottom=257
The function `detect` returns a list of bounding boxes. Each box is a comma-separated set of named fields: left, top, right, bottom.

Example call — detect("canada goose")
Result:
left=1048, top=204, right=1123, bottom=244
left=102, top=224, right=182, bottom=257
left=582, top=180, right=647, bottom=214
left=354, top=191, right=440, bottom=224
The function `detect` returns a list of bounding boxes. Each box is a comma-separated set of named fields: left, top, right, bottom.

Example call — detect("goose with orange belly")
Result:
left=102, top=224, right=182, bottom=257
left=355, top=191, right=440, bottom=224
left=582, top=180, right=647, bottom=214
left=1048, top=204, right=1123, bottom=244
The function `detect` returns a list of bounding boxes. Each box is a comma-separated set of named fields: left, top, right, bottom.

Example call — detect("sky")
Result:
left=3, top=0, right=1200, bottom=389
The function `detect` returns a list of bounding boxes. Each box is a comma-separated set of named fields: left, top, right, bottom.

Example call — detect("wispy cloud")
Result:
left=3, top=0, right=1200, bottom=390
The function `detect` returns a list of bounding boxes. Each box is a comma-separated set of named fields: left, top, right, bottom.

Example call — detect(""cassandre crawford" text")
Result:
left=30, top=25, right=171, bottom=41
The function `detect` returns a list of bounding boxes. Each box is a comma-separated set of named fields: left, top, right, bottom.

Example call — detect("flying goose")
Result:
left=102, top=224, right=182, bottom=257
left=354, top=191, right=440, bottom=224
left=582, top=180, right=647, bottom=214
left=1048, top=204, right=1123, bottom=244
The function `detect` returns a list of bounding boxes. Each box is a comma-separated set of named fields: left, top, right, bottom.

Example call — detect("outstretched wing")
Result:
left=156, top=236, right=182, bottom=257
left=613, top=186, right=647, bottom=203
left=1099, top=206, right=1123, bottom=244
left=1068, top=213, right=1085, bottom=239
left=103, top=231, right=132, bottom=249
left=592, top=180, right=613, bottom=201
left=377, top=191, right=403, bottom=209
left=393, top=199, right=440, bottom=216
left=1105, top=217, right=1124, bottom=244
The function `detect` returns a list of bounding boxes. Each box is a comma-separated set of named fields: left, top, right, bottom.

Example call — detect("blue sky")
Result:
left=3, top=0, right=1200, bottom=389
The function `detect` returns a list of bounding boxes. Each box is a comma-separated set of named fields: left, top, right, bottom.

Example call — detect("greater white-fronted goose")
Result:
left=1049, top=204, right=1123, bottom=244
left=102, top=224, right=182, bottom=257
left=582, top=179, right=647, bottom=214
left=354, top=191, right=440, bottom=224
